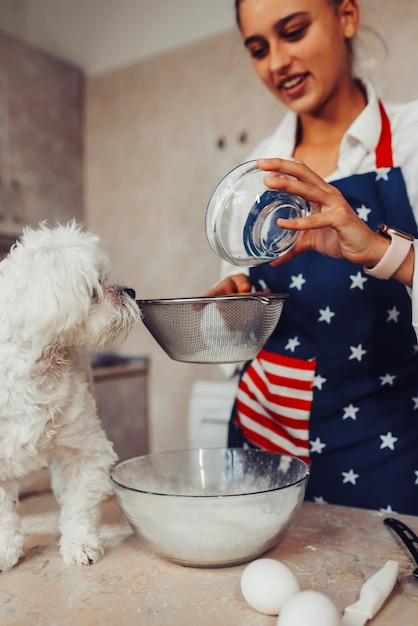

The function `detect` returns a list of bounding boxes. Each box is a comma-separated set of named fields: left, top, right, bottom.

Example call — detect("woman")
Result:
left=207, top=0, right=418, bottom=514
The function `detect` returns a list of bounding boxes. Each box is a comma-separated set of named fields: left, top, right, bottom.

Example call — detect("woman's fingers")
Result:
left=263, top=173, right=339, bottom=210
left=258, top=158, right=330, bottom=190
left=203, top=274, right=252, bottom=297
left=257, top=158, right=343, bottom=210
left=277, top=210, right=345, bottom=231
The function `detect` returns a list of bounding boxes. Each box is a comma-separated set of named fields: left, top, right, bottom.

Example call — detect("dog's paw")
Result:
left=60, top=538, right=104, bottom=566
left=0, top=533, right=25, bottom=573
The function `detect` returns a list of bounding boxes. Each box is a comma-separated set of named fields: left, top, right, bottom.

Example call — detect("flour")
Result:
left=174, top=345, right=256, bottom=364
left=116, top=484, right=303, bottom=566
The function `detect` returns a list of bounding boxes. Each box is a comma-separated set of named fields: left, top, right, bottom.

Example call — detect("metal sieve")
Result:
left=136, top=293, right=288, bottom=363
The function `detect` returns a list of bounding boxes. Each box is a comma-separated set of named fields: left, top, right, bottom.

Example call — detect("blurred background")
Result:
left=1, top=0, right=417, bottom=458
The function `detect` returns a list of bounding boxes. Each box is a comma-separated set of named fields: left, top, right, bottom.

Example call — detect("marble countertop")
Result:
left=2, top=487, right=418, bottom=625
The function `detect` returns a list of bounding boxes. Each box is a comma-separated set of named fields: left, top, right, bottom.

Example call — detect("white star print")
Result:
left=379, top=373, right=396, bottom=386
left=289, top=273, right=306, bottom=291
left=413, top=395, right=418, bottom=410
left=318, top=306, right=335, bottom=324
left=380, top=431, right=398, bottom=451
left=343, top=404, right=359, bottom=420
left=342, top=469, right=359, bottom=485
left=356, top=204, right=372, bottom=222
left=313, top=374, right=327, bottom=390
left=380, top=505, right=397, bottom=514
left=310, top=437, right=326, bottom=454
left=349, top=344, right=367, bottom=362
left=375, top=168, right=391, bottom=181
left=256, top=279, right=268, bottom=291
left=350, top=271, right=368, bottom=290
left=285, top=336, right=300, bottom=352
left=313, top=496, right=326, bottom=504
left=415, top=470, right=418, bottom=485
left=387, top=306, right=401, bottom=323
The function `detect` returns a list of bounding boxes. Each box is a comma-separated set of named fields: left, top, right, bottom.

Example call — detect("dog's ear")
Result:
left=11, top=226, right=102, bottom=344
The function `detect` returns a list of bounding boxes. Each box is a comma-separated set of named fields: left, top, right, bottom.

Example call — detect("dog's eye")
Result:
left=92, top=288, right=100, bottom=302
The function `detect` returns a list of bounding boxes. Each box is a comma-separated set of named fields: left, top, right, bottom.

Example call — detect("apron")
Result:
left=229, top=103, right=418, bottom=515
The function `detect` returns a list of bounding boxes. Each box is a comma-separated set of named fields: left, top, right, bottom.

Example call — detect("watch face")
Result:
left=377, top=224, right=414, bottom=241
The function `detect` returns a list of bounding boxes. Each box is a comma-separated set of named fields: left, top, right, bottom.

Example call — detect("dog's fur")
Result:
left=0, top=221, right=141, bottom=572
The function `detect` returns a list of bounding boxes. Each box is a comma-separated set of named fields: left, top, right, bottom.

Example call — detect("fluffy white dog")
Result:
left=0, top=221, right=142, bottom=572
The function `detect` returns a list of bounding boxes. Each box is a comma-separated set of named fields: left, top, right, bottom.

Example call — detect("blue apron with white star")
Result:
left=229, top=103, right=418, bottom=515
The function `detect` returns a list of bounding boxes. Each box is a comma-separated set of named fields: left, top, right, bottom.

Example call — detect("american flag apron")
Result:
left=235, top=350, right=315, bottom=464
left=229, top=103, right=418, bottom=515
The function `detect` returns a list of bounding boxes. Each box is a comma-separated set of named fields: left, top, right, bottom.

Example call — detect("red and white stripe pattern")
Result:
left=235, top=350, right=316, bottom=464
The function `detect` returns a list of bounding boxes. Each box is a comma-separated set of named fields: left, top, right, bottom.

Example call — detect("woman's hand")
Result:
left=203, top=273, right=253, bottom=297
left=256, top=158, right=388, bottom=268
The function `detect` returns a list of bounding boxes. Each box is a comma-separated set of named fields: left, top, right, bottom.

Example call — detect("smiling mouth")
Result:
left=279, top=73, right=309, bottom=91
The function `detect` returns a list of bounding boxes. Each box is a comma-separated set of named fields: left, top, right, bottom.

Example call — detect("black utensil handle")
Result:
left=384, top=517, right=418, bottom=566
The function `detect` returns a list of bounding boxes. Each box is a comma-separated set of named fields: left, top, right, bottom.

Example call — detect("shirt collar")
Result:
left=341, top=80, right=381, bottom=154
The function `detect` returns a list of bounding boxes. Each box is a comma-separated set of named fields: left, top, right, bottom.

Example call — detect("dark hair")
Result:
left=234, top=0, right=345, bottom=30
left=234, top=0, right=243, bottom=29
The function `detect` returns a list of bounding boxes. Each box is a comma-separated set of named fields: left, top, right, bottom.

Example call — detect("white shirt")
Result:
left=219, top=82, right=418, bottom=370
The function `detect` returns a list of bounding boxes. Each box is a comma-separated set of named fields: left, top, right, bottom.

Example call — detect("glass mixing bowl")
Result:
left=111, top=448, right=309, bottom=568
left=205, top=160, right=307, bottom=266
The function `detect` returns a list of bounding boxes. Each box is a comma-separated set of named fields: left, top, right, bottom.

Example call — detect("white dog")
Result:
left=0, top=221, right=142, bottom=572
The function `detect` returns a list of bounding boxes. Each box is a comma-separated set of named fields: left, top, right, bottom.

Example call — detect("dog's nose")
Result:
left=123, top=287, right=136, bottom=300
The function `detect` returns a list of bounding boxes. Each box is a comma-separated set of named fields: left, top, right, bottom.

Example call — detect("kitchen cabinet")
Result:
left=0, top=32, right=84, bottom=238
left=92, top=357, right=149, bottom=461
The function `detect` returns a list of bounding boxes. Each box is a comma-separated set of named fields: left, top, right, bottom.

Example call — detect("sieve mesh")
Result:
left=137, top=294, right=287, bottom=363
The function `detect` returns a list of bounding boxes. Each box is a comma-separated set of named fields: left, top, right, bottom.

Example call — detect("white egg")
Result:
left=240, top=558, right=300, bottom=615
left=276, top=590, right=340, bottom=626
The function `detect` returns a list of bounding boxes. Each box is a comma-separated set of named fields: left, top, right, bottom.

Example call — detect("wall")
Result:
left=84, top=0, right=418, bottom=453
left=0, top=32, right=84, bottom=235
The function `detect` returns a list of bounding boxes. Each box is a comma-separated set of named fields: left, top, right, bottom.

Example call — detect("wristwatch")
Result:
left=363, top=224, right=414, bottom=280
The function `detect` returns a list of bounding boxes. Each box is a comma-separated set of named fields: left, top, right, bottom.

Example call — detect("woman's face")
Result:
left=238, top=0, right=359, bottom=116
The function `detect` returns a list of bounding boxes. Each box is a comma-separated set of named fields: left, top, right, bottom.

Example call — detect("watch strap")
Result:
left=364, top=225, right=413, bottom=280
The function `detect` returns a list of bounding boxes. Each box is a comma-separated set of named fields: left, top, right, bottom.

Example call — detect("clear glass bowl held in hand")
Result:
left=206, top=160, right=307, bottom=266
left=111, top=448, right=309, bottom=568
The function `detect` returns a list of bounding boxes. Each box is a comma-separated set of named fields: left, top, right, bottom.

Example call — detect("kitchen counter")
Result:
left=2, top=486, right=418, bottom=625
